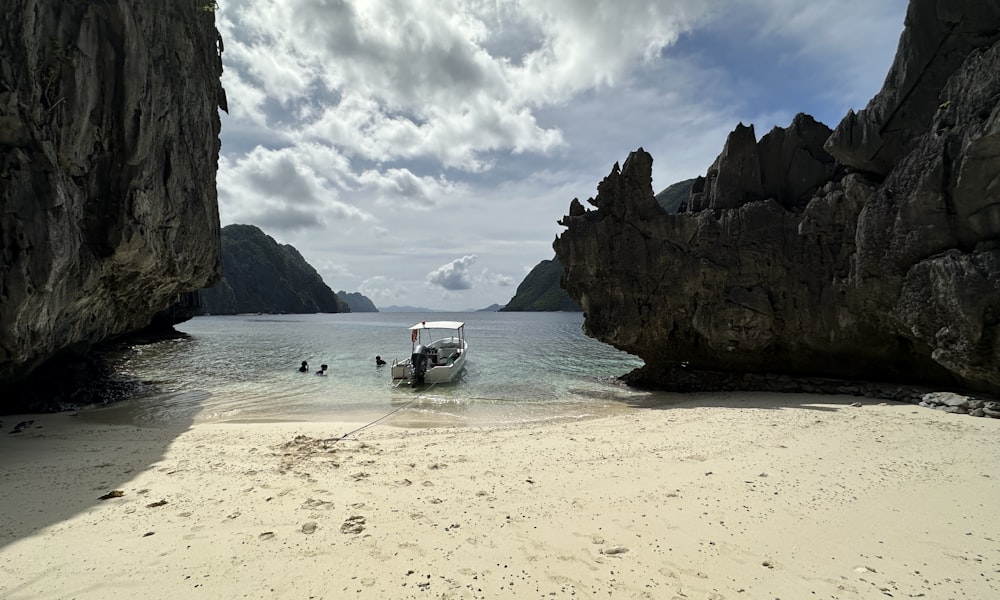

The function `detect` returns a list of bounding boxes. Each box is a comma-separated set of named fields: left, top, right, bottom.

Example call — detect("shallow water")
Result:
left=83, top=312, right=650, bottom=428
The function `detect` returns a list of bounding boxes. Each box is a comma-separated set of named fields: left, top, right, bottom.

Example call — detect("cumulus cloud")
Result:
left=355, top=168, right=463, bottom=210
left=211, top=0, right=909, bottom=310
left=480, top=269, right=516, bottom=287
left=507, top=0, right=709, bottom=97
left=215, top=0, right=712, bottom=170
left=427, top=255, right=479, bottom=291
left=359, top=275, right=406, bottom=304
left=217, top=146, right=375, bottom=232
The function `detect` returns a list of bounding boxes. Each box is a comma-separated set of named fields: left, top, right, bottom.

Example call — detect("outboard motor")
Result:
left=411, top=344, right=429, bottom=384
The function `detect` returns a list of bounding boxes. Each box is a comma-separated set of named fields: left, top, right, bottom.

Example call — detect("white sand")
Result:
left=2, top=392, right=998, bottom=599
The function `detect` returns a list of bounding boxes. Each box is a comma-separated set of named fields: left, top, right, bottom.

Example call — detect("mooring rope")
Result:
left=328, top=382, right=437, bottom=443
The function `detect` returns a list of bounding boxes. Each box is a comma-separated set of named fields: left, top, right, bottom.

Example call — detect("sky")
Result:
left=214, top=0, right=910, bottom=311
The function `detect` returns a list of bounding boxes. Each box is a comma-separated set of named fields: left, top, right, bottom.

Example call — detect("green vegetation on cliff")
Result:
left=198, top=224, right=348, bottom=314
left=338, top=290, right=378, bottom=312
left=501, top=257, right=581, bottom=312
left=654, top=178, right=697, bottom=213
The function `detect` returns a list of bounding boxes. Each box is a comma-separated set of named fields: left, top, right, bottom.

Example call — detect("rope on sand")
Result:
left=329, top=383, right=436, bottom=443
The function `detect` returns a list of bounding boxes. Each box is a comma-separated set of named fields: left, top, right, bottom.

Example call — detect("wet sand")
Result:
left=2, top=392, right=998, bottom=599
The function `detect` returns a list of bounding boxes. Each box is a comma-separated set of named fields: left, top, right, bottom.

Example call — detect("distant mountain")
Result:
left=197, top=224, right=348, bottom=315
left=476, top=304, right=504, bottom=312
left=380, top=305, right=438, bottom=313
left=654, top=178, right=697, bottom=213
left=500, top=256, right=581, bottom=312
left=338, top=290, right=378, bottom=312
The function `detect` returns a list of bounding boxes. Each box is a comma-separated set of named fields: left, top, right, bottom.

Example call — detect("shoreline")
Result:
left=2, top=392, right=998, bottom=599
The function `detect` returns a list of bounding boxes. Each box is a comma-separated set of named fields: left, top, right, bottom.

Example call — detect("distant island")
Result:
left=654, top=178, right=697, bottom=213
left=501, top=256, right=581, bottom=312
left=197, top=224, right=348, bottom=315
left=337, top=290, right=378, bottom=312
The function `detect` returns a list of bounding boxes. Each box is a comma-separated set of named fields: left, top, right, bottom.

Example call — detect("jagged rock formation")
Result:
left=554, top=0, right=1000, bottom=395
left=197, top=224, right=347, bottom=315
left=687, top=115, right=838, bottom=212
left=0, top=1, right=226, bottom=392
left=338, top=290, right=378, bottom=312
left=503, top=180, right=695, bottom=313
left=501, top=257, right=581, bottom=312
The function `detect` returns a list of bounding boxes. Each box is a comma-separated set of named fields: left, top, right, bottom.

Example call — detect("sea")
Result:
left=81, top=311, right=654, bottom=429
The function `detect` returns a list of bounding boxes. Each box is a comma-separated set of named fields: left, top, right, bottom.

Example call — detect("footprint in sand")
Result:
left=341, top=515, right=366, bottom=534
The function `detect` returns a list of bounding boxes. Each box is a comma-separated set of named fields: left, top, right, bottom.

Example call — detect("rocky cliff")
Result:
left=554, top=0, right=1000, bottom=395
left=197, top=224, right=347, bottom=315
left=0, top=2, right=226, bottom=391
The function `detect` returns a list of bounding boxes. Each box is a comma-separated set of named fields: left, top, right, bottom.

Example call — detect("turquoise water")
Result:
left=85, top=312, right=649, bottom=427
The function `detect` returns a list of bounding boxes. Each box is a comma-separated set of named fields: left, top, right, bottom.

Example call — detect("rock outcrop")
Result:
left=505, top=179, right=697, bottom=314
left=554, top=0, right=1000, bottom=394
left=197, top=224, right=347, bottom=315
left=0, top=2, right=226, bottom=392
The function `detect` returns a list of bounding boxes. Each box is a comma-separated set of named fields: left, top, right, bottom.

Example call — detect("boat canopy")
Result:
left=408, top=321, right=464, bottom=331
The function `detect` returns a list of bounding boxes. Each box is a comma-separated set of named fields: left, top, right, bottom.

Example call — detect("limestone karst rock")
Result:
left=0, top=1, right=226, bottom=393
left=554, top=0, right=1000, bottom=393
left=196, top=224, right=348, bottom=315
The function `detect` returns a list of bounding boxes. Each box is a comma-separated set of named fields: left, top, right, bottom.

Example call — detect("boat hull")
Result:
left=391, top=334, right=468, bottom=386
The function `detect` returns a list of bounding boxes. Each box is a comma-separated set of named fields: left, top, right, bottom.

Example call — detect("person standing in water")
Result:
left=298, top=360, right=309, bottom=373
left=315, top=364, right=328, bottom=376
left=375, top=355, right=386, bottom=366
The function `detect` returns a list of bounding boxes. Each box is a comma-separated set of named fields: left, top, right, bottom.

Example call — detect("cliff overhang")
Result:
left=0, top=0, right=227, bottom=408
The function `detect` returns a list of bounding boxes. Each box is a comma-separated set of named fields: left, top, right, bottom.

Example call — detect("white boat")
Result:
left=391, top=320, right=468, bottom=385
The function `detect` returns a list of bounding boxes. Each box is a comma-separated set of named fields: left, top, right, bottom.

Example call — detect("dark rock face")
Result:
left=688, top=115, right=836, bottom=212
left=197, top=224, right=347, bottom=315
left=0, top=1, right=226, bottom=390
left=825, top=1, right=1000, bottom=177
left=554, top=0, right=1000, bottom=393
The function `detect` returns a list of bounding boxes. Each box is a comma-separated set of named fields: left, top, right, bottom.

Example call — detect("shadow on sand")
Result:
left=0, top=407, right=194, bottom=553
left=622, top=389, right=901, bottom=413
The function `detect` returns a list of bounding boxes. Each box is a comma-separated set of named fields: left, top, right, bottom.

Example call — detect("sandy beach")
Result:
left=2, top=392, right=998, bottom=599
